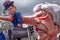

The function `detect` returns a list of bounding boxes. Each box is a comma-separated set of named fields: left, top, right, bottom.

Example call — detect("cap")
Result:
left=3, top=1, right=14, bottom=10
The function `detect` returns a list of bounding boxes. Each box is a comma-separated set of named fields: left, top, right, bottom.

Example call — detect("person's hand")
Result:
left=17, top=24, right=21, bottom=28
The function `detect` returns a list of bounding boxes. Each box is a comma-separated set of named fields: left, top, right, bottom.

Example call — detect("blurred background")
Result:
left=0, top=0, right=60, bottom=16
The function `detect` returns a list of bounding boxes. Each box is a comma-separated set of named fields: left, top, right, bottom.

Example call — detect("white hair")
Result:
left=33, top=3, right=60, bottom=27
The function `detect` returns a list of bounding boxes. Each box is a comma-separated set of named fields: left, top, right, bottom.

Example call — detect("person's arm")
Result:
left=0, top=16, right=14, bottom=22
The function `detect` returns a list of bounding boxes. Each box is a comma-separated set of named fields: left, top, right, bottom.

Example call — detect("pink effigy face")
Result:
left=22, top=8, right=58, bottom=40
left=34, top=10, right=58, bottom=40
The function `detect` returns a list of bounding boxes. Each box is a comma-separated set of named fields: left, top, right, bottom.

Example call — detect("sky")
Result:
left=0, top=0, right=60, bottom=16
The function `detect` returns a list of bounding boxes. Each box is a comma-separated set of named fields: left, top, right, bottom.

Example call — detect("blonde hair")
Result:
left=11, top=4, right=16, bottom=9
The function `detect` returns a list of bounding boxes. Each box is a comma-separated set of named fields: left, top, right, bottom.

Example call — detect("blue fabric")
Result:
left=12, top=12, right=22, bottom=28
left=0, top=32, right=6, bottom=40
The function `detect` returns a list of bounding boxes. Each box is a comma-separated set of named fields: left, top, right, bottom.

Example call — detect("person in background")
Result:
left=3, top=1, right=22, bottom=40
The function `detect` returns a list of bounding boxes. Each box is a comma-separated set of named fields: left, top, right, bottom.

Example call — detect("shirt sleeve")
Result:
left=16, top=12, right=22, bottom=24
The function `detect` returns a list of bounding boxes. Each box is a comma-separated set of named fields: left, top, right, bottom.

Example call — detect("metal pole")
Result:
left=27, top=27, right=31, bottom=40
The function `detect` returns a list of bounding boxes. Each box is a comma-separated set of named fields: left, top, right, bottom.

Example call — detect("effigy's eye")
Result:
left=39, top=10, right=46, bottom=17
left=41, top=13, right=46, bottom=17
